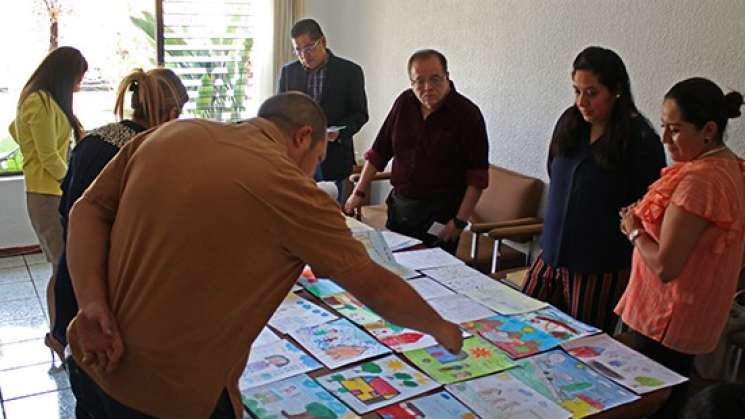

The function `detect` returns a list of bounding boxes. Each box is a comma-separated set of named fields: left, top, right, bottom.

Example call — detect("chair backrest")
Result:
left=470, top=165, right=544, bottom=224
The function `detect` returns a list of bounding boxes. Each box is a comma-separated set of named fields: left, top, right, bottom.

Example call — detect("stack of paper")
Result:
left=381, top=230, right=423, bottom=251
left=353, top=230, right=419, bottom=279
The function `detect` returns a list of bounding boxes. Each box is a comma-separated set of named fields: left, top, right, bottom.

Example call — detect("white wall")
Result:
left=304, top=0, right=745, bottom=182
left=0, top=177, right=36, bottom=247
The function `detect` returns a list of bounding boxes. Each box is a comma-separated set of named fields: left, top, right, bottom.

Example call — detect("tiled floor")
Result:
left=0, top=254, right=72, bottom=419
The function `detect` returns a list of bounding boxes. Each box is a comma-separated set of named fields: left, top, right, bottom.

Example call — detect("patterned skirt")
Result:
left=522, top=255, right=630, bottom=334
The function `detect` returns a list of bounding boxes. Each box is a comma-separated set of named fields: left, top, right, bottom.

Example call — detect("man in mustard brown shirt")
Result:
left=64, top=92, right=462, bottom=418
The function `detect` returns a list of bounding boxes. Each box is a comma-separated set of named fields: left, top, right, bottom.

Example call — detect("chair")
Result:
left=456, top=165, right=544, bottom=276
left=349, top=165, right=545, bottom=276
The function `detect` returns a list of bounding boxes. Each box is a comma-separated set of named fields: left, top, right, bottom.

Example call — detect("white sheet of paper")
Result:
left=239, top=340, right=321, bottom=389
left=251, top=327, right=281, bottom=349
left=381, top=230, right=423, bottom=251
left=426, top=294, right=494, bottom=324
left=423, top=265, right=497, bottom=291
left=289, top=318, right=390, bottom=369
left=345, top=216, right=374, bottom=233
left=394, top=248, right=464, bottom=271
left=353, top=230, right=419, bottom=279
left=461, top=281, right=547, bottom=315
left=407, top=277, right=456, bottom=300
left=426, top=221, right=446, bottom=236
left=268, top=293, right=338, bottom=334
left=446, top=372, right=571, bottom=419
left=561, top=333, right=689, bottom=394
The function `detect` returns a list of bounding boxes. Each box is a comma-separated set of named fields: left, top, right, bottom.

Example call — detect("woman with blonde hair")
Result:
left=618, top=77, right=745, bottom=418
left=9, top=46, right=87, bottom=346
left=46, top=67, right=188, bottom=360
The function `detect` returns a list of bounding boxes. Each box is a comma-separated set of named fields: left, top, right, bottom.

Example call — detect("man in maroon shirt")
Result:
left=345, top=49, right=489, bottom=253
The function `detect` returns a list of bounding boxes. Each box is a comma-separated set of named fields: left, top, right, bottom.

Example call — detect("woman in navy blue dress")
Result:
left=46, top=68, right=188, bottom=361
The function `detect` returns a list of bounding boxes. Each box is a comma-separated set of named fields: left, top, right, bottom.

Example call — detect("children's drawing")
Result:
left=242, top=373, right=359, bottom=419
left=516, top=306, right=600, bottom=343
left=461, top=314, right=561, bottom=359
left=421, top=265, right=494, bottom=292
left=426, top=294, right=494, bottom=324
left=377, top=390, right=477, bottom=418
left=406, top=277, right=455, bottom=300
left=364, top=321, right=438, bottom=353
left=446, top=372, right=571, bottom=419
left=322, top=292, right=384, bottom=326
left=251, top=327, right=281, bottom=350
left=240, top=340, right=321, bottom=390
left=268, top=292, right=337, bottom=334
left=299, top=277, right=346, bottom=299
left=404, top=336, right=515, bottom=384
left=290, top=318, right=390, bottom=369
left=561, top=334, right=688, bottom=394
left=509, top=349, right=639, bottom=418
left=460, top=281, right=547, bottom=315
left=316, top=354, right=439, bottom=414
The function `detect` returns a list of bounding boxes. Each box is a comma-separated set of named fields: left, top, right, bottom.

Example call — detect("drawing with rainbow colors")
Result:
left=461, top=314, right=561, bottom=358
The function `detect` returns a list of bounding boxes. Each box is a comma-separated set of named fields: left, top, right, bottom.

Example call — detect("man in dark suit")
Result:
left=278, top=19, right=369, bottom=202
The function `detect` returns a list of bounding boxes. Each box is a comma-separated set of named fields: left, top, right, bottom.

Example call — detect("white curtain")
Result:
left=251, top=0, right=304, bottom=113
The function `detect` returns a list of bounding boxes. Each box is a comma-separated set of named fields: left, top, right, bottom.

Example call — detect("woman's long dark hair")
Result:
left=550, top=46, right=652, bottom=170
left=18, top=46, right=88, bottom=141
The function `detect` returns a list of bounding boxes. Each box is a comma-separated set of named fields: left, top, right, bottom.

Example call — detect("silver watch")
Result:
left=628, top=228, right=644, bottom=243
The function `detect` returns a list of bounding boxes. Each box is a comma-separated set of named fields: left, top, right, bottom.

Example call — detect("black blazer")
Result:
left=278, top=51, right=369, bottom=181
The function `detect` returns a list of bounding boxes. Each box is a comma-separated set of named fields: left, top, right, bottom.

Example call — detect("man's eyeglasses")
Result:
left=410, top=75, right=447, bottom=88
left=293, top=39, right=322, bottom=56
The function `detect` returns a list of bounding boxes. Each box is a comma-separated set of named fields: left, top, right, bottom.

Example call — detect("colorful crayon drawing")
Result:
left=365, top=321, right=438, bottom=353
left=561, top=334, right=688, bottom=394
left=242, top=373, right=359, bottom=419
left=445, top=372, right=572, bottom=419
left=240, top=340, right=321, bottom=390
left=404, top=336, right=515, bottom=384
left=290, top=318, right=390, bottom=369
left=268, top=293, right=338, bottom=334
left=510, top=350, right=639, bottom=418
left=461, top=314, right=561, bottom=359
left=377, top=391, right=477, bottom=418
left=300, top=277, right=346, bottom=299
left=322, top=292, right=384, bottom=326
left=316, top=354, right=439, bottom=414
left=516, top=306, right=600, bottom=342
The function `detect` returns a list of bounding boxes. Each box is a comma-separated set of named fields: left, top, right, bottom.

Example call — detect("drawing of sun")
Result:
left=386, top=359, right=405, bottom=371
left=469, top=347, right=492, bottom=358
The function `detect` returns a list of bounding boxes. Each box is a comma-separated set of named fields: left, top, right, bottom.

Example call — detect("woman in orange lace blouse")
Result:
left=616, top=77, right=745, bottom=418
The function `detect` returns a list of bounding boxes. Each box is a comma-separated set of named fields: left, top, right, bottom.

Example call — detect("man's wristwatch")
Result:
left=628, top=228, right=644, bottom=243
left=452, top=217, right=468, bottom=230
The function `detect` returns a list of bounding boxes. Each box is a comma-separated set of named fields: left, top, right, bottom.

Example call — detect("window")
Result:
left=158, top=0, right=257, bottom=121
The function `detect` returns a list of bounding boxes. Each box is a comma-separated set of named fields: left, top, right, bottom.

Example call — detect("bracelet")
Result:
left=354, top=189, right=366, bottom=198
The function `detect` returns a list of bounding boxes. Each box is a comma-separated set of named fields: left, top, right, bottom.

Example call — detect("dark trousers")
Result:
left=629, top=331, right=694, bottom=419
left=386, top=191, right=461, bottom=255
left=68, top=358, right=235, bottom=419
left=51, top=251, right=77, bottom=346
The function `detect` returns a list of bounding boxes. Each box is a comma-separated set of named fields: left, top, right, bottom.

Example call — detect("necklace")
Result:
left=695, top=145, right=728, bottom=160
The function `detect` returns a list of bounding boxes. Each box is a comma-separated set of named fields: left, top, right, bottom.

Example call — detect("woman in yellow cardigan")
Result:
left=9, top=46, right=87, bottom=350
